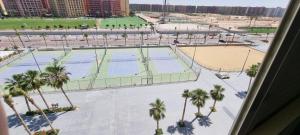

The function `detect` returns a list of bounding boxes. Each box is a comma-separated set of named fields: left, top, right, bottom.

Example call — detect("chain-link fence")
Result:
left=48, top=71, right=198, bottom=92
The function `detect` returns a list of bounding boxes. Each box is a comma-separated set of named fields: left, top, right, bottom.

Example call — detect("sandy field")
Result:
left=180, top=46, right=265, bottom=72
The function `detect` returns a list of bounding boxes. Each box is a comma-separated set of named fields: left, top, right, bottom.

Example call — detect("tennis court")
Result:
left=0, top=51, right=65, bottom=84
left=0, top=48, right=199, bottom=93
left=142, top=47, right=197, bottom=83
left=61, top=50, right=104, bottom=80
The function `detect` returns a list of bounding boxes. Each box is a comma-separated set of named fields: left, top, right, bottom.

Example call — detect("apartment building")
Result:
left=49, top=0, right=86, bottom=17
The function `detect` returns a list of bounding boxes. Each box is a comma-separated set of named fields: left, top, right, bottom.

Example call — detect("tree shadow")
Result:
left=198, top=116, right=212, bottom=127
left=167, top=121, right=194, bottom=135
left=7, top=112, right=65, bottom=131
left=235, top=91, right=247, bottom=99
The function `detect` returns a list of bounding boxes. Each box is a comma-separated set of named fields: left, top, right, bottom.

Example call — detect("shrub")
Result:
left=155, top=128, right=163, bottom=135
left=25, top=106, right=76, bottom=116
left=34, top=129, right=60, bottom=135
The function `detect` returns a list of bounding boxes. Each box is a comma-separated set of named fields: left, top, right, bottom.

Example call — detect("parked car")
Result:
left=215, top=73, right=230, bottom=79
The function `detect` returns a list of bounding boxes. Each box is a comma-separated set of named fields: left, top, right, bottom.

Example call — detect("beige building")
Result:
left=120, top=0, right=129, bottom=16
left=49, top=0, right=86, bottom=17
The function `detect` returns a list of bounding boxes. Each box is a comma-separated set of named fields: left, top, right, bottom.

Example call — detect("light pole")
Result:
left=239, top=50, right=251, bottom=75
left=191, top=45, right=197, bottom=68
left=15, top=30, right=42, bottom=72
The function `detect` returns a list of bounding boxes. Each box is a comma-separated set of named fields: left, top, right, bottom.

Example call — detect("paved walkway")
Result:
left=3, top=64, right=250, bottom=135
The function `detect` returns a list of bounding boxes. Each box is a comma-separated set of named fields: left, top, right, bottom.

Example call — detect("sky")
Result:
left=129, top=0, right=290, bottom=8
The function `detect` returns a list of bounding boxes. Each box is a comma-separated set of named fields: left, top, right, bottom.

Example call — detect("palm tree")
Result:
left=190, top=89, right=209, bottom=117
left=3, top=95, right=32, bottom=135
left=5, top=74, right=32, bottom=112
left=209, top=85, right=225, bottom=115
left=149, top=99, right=166, bottom=135
left=178, top=89, right=191, bottom=127
left=43, top=59, right=74, bottom=108
left=17, top=90, right=57, bottom=133
left=158, top=34, right=163, bottom=46
left=246, top=63, right=260, bottom=91
left=188, top=33, right=193, bottom=45
left=248, top=16, right=254, bottom=28
left=122, top=33, right=128, bottom=46
left=24, top=70, right=50, bottom=110
left=40, top=32, right=48, bottom=48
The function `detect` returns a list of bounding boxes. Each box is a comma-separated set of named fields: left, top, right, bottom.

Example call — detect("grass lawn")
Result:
left=100, top=16, right=148, bottom=29
left=247, top=27, right=277, bottom=33
left=0, top=18, right=96, bottom=30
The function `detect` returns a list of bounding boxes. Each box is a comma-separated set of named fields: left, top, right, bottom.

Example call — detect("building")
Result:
left=86, top=0, right=129, bottom=17
left=119, top=0, right=129, bottom=16
left=3, top=0, right=48, bottom=16
left=129, top=4, right=286, bottom=17
left=49, top=0, right=86, bottom=17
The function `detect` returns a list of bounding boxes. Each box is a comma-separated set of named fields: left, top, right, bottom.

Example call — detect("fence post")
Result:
left=169, top=74, right=172, bottom=82
left=120, top=77, right=122, bottom=87
left=179, top=72, right=182, bottom=81
left=160, top=74, right=163, bottom=83
left=78, top=80, right=81, bottom=90
left=131, top=77, right=133, bottom=86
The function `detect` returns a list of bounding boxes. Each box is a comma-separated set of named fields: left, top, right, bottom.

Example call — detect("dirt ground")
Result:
left=180, top=45, right=265, bottom=72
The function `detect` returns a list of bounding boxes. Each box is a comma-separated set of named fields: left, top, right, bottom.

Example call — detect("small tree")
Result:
left=149, top=99, right=166, bottom=135
left=246, top=63, right=261, bottom=91
left=209, top=85, right=225, bottom=115
left=190, top=89, right=209, bottom=118
left=3, top=95, right=32, bottom=135
left=178, top=89, right=191, bottom=127
left=24, top=70, right=50, bottom=110
left=42, top=59, right=74, bottom=108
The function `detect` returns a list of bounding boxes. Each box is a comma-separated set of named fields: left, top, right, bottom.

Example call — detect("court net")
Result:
left=108, top=58, right=140, bottom=62
left=9, top=60, right=94, bottom=67
left=148, top=56, right=178, bottom=61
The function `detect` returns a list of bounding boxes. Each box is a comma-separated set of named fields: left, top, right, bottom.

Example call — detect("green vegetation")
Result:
left=34, top=129, right=60, bottom=135
left=247, top=27, right=277, bottom=33
left=0, top=18, right=96, bottom=30
left=26, top=107, right=76, bottom=116
left=100, top=16, right=148, bottom=29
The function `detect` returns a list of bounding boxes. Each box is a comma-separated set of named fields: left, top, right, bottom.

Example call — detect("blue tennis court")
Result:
left=108, top=52, right=139, bottom=77
left=62, top=50, right=103, bottom=79
left=0, top=51, right=64, bottom=84
left=147, top=48, right=186, bottom=74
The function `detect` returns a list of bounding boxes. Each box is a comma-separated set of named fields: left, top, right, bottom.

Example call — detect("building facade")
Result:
left=85, top=0, right=129, bottom=17
left=49, top=0, right=86, bottom=17
left=129, top=4, right=286, bottom=17
left=2, top=0, right=129, bottom=17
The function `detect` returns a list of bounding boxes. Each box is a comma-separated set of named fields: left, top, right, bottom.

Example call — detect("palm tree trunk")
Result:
left=181, top=98, right=188, bottom=122
left=156, top=120, right=159, bottom=130
left=24, top=97, right=31, bottom=112
left=11, top=106, right=32, bottom=135
left=212, top=100, right=217, bottom=110
left=43, top=36, right=47, bottom=48
left=37, top=89, right=50, bottom=110
left=158, top=37, right=161, bottom=46
left=125, top=37, right=127, bottom=46
left=60, top=87, right=74, bottom=108
left=248, top=77, right=253, bottom=91
left=26, top=96, right=56, bottom=133
left=197, top=106, right=201, bottom=116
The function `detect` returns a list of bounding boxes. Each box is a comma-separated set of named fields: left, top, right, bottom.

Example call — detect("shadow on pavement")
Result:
left=7, top=112, right=66, bottom=131
left=198, top=116, right=212, bottom=127
left=167, top=120, right=194, bottom=135
left=235, top=91, right=247, bottom=99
